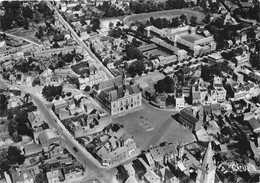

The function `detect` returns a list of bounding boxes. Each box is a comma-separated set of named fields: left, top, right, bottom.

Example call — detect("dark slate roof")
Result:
left=179, top=108, right=199, bottom=124
left=248, top=117, right=260, bottom=131
left=100, top=83, right=141, bottom=102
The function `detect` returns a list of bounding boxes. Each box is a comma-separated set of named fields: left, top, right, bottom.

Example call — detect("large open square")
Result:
left=114, top=100, right=195, bottom=150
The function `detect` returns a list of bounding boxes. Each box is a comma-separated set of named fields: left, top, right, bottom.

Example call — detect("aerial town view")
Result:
left=0, top=0, right=260, bottom=183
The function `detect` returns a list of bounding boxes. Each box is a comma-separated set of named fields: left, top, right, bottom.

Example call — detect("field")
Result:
left=143, top=49, right=170, bottom=58
left=123, top=8, right=205, bottom=26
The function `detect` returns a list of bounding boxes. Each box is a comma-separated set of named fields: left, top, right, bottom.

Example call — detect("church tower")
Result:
left=196, top=141, right=216, bottom=183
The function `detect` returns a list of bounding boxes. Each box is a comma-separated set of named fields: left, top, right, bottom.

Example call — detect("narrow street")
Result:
left=29, top=93, right=116, bottom=183
left=46, top=2, right=114, bottom=79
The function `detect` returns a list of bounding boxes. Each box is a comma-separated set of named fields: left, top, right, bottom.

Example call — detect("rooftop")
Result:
left=96, top=75, right=123, bottom=91
left=181, top=34, right=205, bottom=43
left=179, top=107, right=199, bottom=124
left=23, top=143, right=42, bottom=156
left=98, top=83, right=141, bottom=102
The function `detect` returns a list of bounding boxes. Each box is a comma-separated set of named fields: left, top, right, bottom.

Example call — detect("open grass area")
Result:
left=143, top=49, right=170, bottom=58
left=114, top=100, right=195, bottom=150
left=71, top=61, right=90, bottom=76
left=123, top=8, right=205, bottom=25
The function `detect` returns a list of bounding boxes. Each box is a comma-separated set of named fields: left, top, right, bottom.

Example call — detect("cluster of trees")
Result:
left=250, top=52, right=260, bottom=70
left=154, top=76, right=175, bottom=93
left=127, top=60, right=145, bottom=76
left=98, top=2, right=125, bottom=17
left=35, top=26, right=44, bottom=39
left=0, top=94, right=8, bottom=111
left=14, top=57, right=43, bottom=73
left=129, top=1, right=163, bottom=14
left=145, top=14, right=196, bottom=29
left=8, top=110, right=33, bottom=142
left=90, top=18, right=101, bottom=32
left=35, top=1, right=54, bottom=18
left=201, top=61, right=229, bottom=82
left=129, top=0, right=193, bottom=14
left=1, top=1, right=53, bottom=31
left=1, top=1, right=26, bottom=30
left=125, top=44, right=144, bottom=60
left=132, top=38, right=142, bottom=47
left=108, top=28, right=127, bottom=39
left=0, top=146, right=25, bottom=173
left=32, top=77, right=41, bottom=87
left=42, top=85, right=63, bottom=99
left=166, top=0, right=190, bottom=10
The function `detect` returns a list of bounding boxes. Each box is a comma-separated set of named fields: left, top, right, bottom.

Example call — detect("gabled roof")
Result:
left=179, top=108, right=199, bottom=124
left=99, top=83, right=141, bottom=102
left=248, top=117, right=260, bottom=132
left=23, top=143, right=42, bottom=156
left=96, top=75, right=123, bottom=91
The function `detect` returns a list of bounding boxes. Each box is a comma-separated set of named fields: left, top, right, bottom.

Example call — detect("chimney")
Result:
left=147, top=26, right=151, bottom=37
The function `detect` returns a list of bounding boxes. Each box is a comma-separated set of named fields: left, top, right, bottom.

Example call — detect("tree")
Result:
left=22, top=5, right=33, bottom=19
left=127, top=60, right=145, bottom=76
left=23, top=18, right=29, bottom=30
left=32, top=77, right=41, bottom=87
left=57, top=60, right=65, bottom=68
left=125, top=44, right=144, bottom=60
left=84, top=85, right=91, bottom=92
left=15, top=110, right=28, bottom=124
left=0, top=150, right=10, bottom=173
left=1, top=10, right=14, bottom=31
left=163, top=76, right=175, bottom=93
left=108, top=29, right=123, bottom=38
left=190, top=16, right=197, bottom=26
left=171, top=17, right=180, bottom=27
left=155, top=80, right=166, bottom=93
left=38, top=26, right=43, bottom=39
left=35, top=172, right=48, bottom=183
left=166, top=95, right=175, bottom=106
left=7, top=112, right=13, bottom=120
left=132, top=38, right=142, bottom=47
left=109, top=22, right=114, bottom=28
left=180, top=14, right=187, bottom=24
left=16, top=122, right=33, bottom=137
left=154, top=18, right=162, bottom=29
left=0, top=94, right=8, bottom=110
left=162, top=18, right=169, bottom=28
left=42, top=85, right=63, bottom=99
left=7, top=146, right=25, bottom=165
left=250, top=53, right=260, bottom=70
left=150, top=17, right=155, bottom=24
left=52, top=42, right=60, bottom=48
left=203, top=13, right=211, bottom=24
left=91, top=18, right=100, bottom=32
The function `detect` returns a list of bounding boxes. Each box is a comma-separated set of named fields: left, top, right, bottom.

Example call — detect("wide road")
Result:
left=29, top=93, right=115, bottom=183
left=46, top=2, right=114, bottom=79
